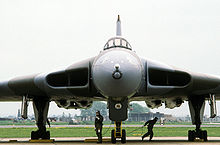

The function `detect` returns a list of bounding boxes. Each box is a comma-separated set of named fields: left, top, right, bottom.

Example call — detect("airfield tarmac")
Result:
left=0, top=137, right=220, bottom=145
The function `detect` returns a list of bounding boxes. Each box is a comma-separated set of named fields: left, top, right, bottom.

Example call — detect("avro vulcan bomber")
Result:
left=0, top=15, right=220, bottom=143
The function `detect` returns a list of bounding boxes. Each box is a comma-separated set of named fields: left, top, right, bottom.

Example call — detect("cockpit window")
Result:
left=115, top=38, right=121, bottom=46
left=104, top=37, right=132, bottom=50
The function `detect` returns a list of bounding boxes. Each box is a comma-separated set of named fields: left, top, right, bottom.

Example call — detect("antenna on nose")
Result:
left=116, top=15, right=122, bottom=36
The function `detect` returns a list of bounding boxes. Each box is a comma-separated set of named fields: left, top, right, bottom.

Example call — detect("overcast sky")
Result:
left=0, top=0, right=220, bottom=117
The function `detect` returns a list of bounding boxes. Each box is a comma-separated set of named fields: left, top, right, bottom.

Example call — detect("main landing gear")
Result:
left=31, top=97, right=50, bottom=140
left=188, top=96, right=207, bottom=141
left=188, top=125, right=207, bottom=141
left=111, top=121, right=126, bottom=144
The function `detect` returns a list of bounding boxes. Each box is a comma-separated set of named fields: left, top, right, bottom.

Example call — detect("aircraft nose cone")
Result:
left=92, top=49, right=143, bottom=98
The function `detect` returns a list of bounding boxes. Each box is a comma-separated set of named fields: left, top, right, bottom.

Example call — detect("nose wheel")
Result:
left=111, top=121, right=126, bottom=144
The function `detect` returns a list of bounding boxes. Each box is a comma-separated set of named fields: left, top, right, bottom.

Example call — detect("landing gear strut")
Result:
left=111, top=121, right=126, bottom=144
left=31, top=97, right=50, bottom=140
left=188, top=96, right=207, bottom=141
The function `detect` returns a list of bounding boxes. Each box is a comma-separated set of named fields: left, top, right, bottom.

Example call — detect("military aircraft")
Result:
left=0, top=15, right=219, bottom=143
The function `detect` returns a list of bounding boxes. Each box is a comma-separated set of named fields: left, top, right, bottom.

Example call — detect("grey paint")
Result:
left=1, top=48, right=220, bottom=104
left=92, top=48, right=143, bottom=99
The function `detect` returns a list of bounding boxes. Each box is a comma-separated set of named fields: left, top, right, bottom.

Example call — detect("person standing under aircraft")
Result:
left=142, top=117, right=158, bottom=141
left=95, top=111, right=103, bottom=143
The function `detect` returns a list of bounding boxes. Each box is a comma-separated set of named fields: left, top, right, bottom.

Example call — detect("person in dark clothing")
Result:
left=142, top=117, right=158, bottom=141
left=95, top=111, right=103, bottom=143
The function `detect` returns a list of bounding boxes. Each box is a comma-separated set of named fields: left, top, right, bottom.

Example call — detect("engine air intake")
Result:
left=149, top=69, right=191, bottom=86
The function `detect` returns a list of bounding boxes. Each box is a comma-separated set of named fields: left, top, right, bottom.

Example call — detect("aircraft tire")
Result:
left=121, top=129, right=126, bottom=143
left=42, top=131, right=50, bottom=139
left=31, top=131, right=39, bottom=140
left=111, top=130, right=116, bottom=144
left=201, top=130, right=207, bottom=141
left=188, top=130, right=195, bottom=141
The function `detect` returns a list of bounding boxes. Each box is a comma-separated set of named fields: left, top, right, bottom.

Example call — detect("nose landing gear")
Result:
left=111, top=121, right=126, bottom=144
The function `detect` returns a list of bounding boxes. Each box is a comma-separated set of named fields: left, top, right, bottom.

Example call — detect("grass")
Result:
left=1, top=120, right=219, bottom=126
left=0, top=127, right=220, bottom=138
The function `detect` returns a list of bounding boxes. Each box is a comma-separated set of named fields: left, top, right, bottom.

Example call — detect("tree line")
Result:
left=80, top=101, right=150, bottom=117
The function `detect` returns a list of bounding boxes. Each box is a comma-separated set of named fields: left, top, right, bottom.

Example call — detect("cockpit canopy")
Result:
left=104, top=37, right=132, bottom=50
